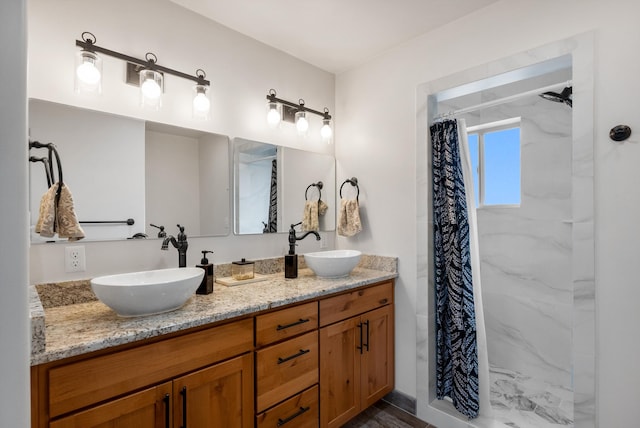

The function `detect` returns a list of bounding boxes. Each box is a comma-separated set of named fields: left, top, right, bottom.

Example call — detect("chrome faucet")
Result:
left=288, top=222, right=321, bottom=255
left=161, top=224, right=188, bottom=268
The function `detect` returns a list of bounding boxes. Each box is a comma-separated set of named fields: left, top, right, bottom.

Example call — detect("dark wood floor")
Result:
left=341, top=400, right=436, bottom=428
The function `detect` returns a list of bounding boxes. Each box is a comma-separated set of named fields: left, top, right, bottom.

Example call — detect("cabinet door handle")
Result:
left=277, top=318, right=310, bottom=331
left=163, top=393, right=170, bottom=428
left=357, top=322, right=363, bottom=354
left=277, top=348, right=310, bottom=364
left=180, top=386, right=187, bottom=428
left=364, top=320, right=370, bottom=352
left=277, top=406, right=311, bottom=426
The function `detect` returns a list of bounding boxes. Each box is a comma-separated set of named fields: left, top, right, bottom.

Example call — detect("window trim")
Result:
left=466, top=117, right=521, bottom=208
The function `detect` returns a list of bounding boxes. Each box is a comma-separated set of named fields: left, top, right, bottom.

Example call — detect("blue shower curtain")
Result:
left=431, top=119, right=479, bottom=419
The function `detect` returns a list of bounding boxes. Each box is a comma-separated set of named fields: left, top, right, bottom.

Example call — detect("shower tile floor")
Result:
left=489, top=367, right=573, bottom=428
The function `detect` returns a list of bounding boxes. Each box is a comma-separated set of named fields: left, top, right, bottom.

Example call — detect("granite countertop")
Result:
left=30, top=255, right=398, bottom=366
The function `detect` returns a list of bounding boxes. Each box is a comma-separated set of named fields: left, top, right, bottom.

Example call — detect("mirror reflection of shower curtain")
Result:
left=430, top=118, right=491, bottom=419
left=267, top=159, right=278, bottom=233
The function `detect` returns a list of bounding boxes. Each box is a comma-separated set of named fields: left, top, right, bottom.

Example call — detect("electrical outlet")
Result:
left=65, top=246, right=86, bottom=272
left=320, top=232, right=328, bottom=249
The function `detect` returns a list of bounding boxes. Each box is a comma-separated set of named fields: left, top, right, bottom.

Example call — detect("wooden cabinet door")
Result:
left=360, top=305, right=394, bottom=409
left=49, top=382, right=172, bottom=428
left=319, top=316, right=361, bottom=428
left=173, top=353, right=253, bottom=428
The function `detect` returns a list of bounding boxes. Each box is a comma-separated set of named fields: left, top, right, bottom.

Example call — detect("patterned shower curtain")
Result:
left=267, top=159, right=278, bottom=233
left=430, top=119, right=479, bottom=419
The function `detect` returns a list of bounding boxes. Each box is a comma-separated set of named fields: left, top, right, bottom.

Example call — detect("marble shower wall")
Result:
left=417, top=35, right=595, bottom=428
left=462, top=92, right=574, bottom=389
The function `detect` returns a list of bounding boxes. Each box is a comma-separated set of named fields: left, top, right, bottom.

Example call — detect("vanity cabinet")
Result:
left=255, top=301, right=320, bottom=426
left=32, top=318, right=254, bottom=428
left=48, top=354, right=253, bottom=428
left=318, top=281, right=394, bottom=428
left=32, top=278, right=395, bottom=428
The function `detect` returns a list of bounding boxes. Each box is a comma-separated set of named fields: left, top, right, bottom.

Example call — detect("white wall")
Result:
left=28, top=0, right=335, bottom=283
left=146, top=131, right=201, bottom=235
left=281, top=148, right=336, bottom=231
left=199, top=133, right=231, bottom=236
left=336, top=0, right=640, bottom=426
left=0, top=0, right=29, bottom=426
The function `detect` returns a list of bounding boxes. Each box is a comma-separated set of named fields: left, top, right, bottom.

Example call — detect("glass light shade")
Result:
left=295, top=110, right=309, bottom=135
left=74, top=50, right=102, bottom=94
left=266, top=101, right=281, bottom=128
left=321, top=119, right=333, bottom=142
left=192, top=84, right=211, bottom=120
left=139, top=69, right=163, bottom=109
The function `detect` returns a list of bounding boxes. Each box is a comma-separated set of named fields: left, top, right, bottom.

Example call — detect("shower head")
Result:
left=539, top=86, right=572, bottom=108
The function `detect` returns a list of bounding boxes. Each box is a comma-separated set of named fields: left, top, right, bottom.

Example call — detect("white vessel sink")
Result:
left=304, top=250, right=362, bottom=278
left=91, top=267, right=204, bottom=317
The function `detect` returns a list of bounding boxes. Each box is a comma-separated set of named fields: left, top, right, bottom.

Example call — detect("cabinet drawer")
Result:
left=48, top=318, right=253, bottom=418
left=256, top=330, right=318, bottom=412
left=319, top=281, right=393, bottom=327
left=256, top=301, right=318, bottom=347
left=256, top=385, right=318, bottom=428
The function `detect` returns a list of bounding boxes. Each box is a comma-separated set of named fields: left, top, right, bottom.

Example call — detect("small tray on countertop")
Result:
left=215, top=274, right=269, bottom=287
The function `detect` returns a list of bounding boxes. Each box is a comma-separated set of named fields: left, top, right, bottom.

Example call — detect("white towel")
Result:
left=337, top=199, right=362, bottom=237
left=36, top=182, right=85, bottom=241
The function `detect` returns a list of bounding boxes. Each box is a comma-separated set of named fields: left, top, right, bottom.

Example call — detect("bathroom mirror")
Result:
left=28, top=99, right=231, bottom=242
left=233, top=138, right=336, bottom=235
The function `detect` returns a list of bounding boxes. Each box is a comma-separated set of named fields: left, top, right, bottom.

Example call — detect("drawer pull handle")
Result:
left=277, top=318, right=310, bottom=330
left=357, top=322, right=363, bottom=354
left=277, top=406, right=311, bottom=426
left=180, top=386, right=187, bottom=428
left=277, top=348, right=310, bottom=364
left=163, top=393, right=170, bottom=428
left=380, top=298, right=389, bottom=304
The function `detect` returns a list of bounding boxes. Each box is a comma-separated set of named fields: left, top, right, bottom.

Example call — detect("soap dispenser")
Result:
left=285, top=223, right=299, bottom=279
left=196, top=250, right=214, bottom=295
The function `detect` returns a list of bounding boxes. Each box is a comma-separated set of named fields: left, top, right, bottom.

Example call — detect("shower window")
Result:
left=467, top=117, right=521, bottom=207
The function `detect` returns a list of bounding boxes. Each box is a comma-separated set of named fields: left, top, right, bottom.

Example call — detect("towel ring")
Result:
left=339, top=177, right=359, bottom=202
left=305, top=181, right=323, bottom=201
left=29, top=140, right=65, bottom=226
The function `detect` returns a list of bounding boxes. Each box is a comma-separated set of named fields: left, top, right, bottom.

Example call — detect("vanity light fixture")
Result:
left=192, top=70, right=211, bottom=120
left=138, top=54, right=163, bottom=110
left=295, top=106, right=309, bottom=136
left=265, top=89, right=333, bottom=141
left=266, top=91, right=281, bottom=128
left=75, top=36, right=102, bottom=94
left=320, top=108, right=333, bottom=143
left=75, top=32, right=211, bottom=119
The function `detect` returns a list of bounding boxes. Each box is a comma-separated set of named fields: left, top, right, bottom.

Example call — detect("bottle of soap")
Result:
left=284, top=253, right=298, bottom=278
left=196, top=250, right=214, bottom=295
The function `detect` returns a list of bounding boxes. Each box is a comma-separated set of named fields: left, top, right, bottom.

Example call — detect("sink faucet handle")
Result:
left=150, top=223, right=166, bottom=238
